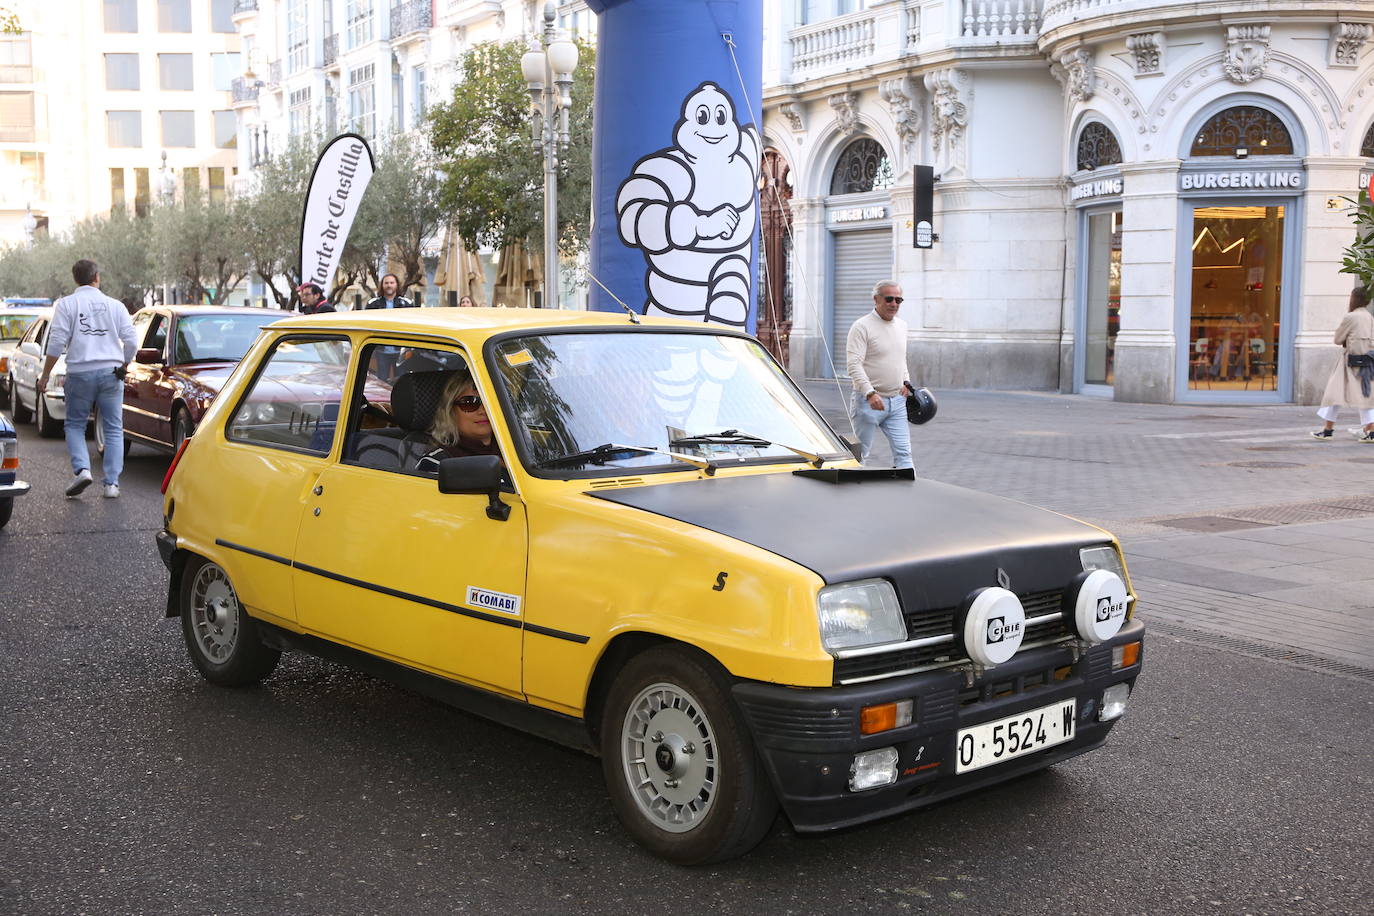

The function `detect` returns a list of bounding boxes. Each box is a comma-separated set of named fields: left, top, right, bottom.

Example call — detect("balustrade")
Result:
left=789, top=9, right=877, bottom=78
left=960, top=0, right=1043, bottom=39
left=391, top=0, right=433, bottom=37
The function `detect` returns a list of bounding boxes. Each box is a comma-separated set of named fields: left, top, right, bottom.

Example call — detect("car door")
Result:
left=290, top=340, right=527, bottom=698
left=123, top=311, right=168, bottom=442
left=12, top=318, right=45, bottom=411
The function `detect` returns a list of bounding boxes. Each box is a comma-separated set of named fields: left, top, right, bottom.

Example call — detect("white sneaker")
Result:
left=65, top=468, right=93, bottom=497
left=1351, top=427, right=1366, bottom=439
left=102, top=484, right=120, bottom=498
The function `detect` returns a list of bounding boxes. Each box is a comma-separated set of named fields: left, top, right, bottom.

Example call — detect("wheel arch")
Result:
left=583, top=631, right=733, bottom=749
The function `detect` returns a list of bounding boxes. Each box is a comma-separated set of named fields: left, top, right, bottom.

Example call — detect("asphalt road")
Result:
left=2, top=434, right=1372, bottom=916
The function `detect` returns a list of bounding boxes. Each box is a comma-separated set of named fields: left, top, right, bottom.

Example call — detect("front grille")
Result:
left=833, top=588, right=1073, bottom=685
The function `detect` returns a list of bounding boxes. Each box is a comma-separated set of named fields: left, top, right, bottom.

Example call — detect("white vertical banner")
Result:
left=299, top=133, right=376, bottom=294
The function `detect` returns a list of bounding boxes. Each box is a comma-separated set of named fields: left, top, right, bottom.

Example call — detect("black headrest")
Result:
left=390, top=371, right=451, bottom=432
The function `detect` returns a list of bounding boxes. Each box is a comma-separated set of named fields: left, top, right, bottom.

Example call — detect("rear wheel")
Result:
left=35, top=388, right=61, bottom=438
left=179, top=557, right=281, bottom=687
left=172, top=409, right=194, bottom=451
left=600, top=647, right=778, bottom=865
left=0, top=497, right=12, bottom=529
left=9, top=378, right=31, bottom=423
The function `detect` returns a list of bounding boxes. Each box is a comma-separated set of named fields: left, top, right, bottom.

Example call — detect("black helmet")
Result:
left=906, top=386, right=938, bottom=425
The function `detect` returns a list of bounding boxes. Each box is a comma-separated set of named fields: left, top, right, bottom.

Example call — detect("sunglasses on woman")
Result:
left=452, top=395, right=483, bottom=412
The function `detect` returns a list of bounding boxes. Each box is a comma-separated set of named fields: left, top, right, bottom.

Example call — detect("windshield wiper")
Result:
left=668, top=429, right=827, bottom=469
left=537, top=443, right=717, bottom=475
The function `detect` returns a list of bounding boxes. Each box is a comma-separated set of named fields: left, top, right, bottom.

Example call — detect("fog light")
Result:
left=1099, top=683, right=1130, bottom=721
left=1112, top=641, right=1141, bottom=669
left=849, top=747, right=898, bottom=791
left=859, top=699, right=914, bottom=735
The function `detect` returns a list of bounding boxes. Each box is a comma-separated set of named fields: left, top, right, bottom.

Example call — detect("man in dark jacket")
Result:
left=365, top=274, right=416, bottom=310
left=297, top=283, right=335, bottom=314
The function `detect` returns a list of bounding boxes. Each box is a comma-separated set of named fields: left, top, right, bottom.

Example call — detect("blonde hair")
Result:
left=430, top=368, right=476, bottom=446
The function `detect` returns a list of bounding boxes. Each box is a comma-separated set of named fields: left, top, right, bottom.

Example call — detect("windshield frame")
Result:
left=483, top=325, right=851, bottom=480
left=172, top=312, right=281, bottom=364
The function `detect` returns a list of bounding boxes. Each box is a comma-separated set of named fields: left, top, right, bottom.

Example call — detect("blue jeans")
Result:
left=851, top=391, right=913, bottom=470
left=63, top=369, right=125, bottom=485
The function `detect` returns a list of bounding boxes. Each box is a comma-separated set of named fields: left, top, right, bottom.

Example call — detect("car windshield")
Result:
left=173, top=313, right=281, bottom=363
left=492, top=331, right=848, bottom=474
left=0, top=313, right=40, bottom=342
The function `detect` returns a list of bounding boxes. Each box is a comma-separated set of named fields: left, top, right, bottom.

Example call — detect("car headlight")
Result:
left=1080, top=544, right=1126, bottom=580
left=48, top=372, right=65, bottom=394
left=817, top=578, right=907, bottom=652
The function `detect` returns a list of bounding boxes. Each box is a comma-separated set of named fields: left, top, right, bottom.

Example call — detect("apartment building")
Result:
left=760, top=0, right=1374, bottom=404
left=0, top=0, right=241, bottom=246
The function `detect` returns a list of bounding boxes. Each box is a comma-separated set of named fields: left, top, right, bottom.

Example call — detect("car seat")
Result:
left=349, top=370, right=451, bottom=471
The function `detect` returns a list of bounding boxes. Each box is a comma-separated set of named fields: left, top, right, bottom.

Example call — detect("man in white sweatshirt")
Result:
left=846, top=280, right=915, bottom=470
left=38, top=259, right=138, bottom=498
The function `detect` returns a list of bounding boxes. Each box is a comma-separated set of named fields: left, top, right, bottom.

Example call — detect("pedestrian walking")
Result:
left=364, top=274, right=416, bottom=310
left=1312, top=286, right=1374, bottom=442
left=38, top=259, right=137, bottom=498
left=296, top=282, right=335, bottom=314
left=846, top=280, right=915, bottom=469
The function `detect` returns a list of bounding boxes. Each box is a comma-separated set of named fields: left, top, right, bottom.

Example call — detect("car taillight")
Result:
left=0, top=356, right=8, bottom=374
left=1, top=437, right=16, bottom=470
left=161, top=437, right=190, bottom=494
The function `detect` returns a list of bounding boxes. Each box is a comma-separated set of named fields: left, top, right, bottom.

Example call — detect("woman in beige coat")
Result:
left=1312, top=287, right=1374, bottom=441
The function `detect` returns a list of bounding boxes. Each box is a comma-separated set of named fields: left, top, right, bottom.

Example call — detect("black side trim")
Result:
left=523, top=622, right=591, bottom=645
left=213, top=538, right=589, bottom=642
left=255, top=622, right=594, bottom=753
left=292, top=560, right=521, bottom=629
left=216, top=538, right=292, bottom=566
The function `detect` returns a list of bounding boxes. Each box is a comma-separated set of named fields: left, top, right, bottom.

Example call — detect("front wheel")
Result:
left=600, top=647, right=778, bottom=865
left=179, top=557, right=281, bottom=687
left=35, top=388, right=61, bottom=438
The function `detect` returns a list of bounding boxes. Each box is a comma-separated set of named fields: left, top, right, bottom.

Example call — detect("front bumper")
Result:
left=0, top=478, right=30, bottom=498
left=732, top=619, right=1144, bottom=834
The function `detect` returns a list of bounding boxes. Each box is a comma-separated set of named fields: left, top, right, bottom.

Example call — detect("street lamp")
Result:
left=521, top=2, right=578, bottom=308
left=21, top=204, right=36, bottom=248
left=158, top=150, right=177, bottom=205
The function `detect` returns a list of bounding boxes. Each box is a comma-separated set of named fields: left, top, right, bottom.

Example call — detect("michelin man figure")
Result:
left=616, top=82, right=760, bottom=328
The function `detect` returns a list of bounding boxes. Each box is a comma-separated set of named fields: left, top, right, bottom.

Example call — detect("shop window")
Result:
left=1076, top=122, right=1121, bottom=171
left=1190, top=106, right=1293, bottom=157
left=830, top=138, right=893, bottom=195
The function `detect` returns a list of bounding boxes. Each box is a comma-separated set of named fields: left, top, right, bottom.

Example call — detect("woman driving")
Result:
left=418, top=369, right=501, bottom=466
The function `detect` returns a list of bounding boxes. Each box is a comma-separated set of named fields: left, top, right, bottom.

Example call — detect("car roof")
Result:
left=144, top=305, right=287, bottom=317
left=262, top=307, right=739, bottom=338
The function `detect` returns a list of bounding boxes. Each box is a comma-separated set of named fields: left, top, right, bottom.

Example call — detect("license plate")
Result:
left=955, top=699, right=1076, bottom=774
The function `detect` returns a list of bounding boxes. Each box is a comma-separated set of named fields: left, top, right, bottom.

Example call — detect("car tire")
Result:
left=9, top=378, right=31, bottom=423
left=172, top=409, right=194, bottom=451
left=0, top=497, right=11, bottom=529
left=35, top=388, right=62, bottom=438
left=180, top=556, right=281, bottom=687
left=600, top=646, right=778, bottom=865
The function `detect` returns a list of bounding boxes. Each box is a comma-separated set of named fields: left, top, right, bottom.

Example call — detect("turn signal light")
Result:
left=1, top=457, right=16, bottom=470
left=1112, top=641, right=1142, bottom=670
left=860, top=699, right=914, bottom=735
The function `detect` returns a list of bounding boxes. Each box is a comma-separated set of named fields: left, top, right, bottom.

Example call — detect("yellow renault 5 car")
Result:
left=156, top=308, right=1143, bottom=864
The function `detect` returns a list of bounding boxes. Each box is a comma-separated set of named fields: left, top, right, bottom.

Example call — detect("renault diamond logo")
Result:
left=996, top=568, right=1011, bottom=590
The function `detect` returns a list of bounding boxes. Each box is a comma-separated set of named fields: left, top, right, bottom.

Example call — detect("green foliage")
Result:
left=427, top=38, right=595, bottom=258
left=1339, top=191, right=1374, bottom=296
left=149, top=189, right=249, bottom=305
left=0, top=210, right=151, bottom=309
left=0, top=6, right=20, bottom=34
left=238, top=135, right=319, bottom=306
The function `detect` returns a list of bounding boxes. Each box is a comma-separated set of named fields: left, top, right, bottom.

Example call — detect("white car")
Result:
left=6, top=308, right=77, bottom=438
left=0, top=307, right=47, bottom=404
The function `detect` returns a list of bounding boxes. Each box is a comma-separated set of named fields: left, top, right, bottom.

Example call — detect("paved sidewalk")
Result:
left=798, top=380, right=1374, bottom=674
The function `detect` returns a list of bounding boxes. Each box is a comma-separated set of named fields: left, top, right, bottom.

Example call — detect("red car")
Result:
left=99, top=305, right=287, bottom=454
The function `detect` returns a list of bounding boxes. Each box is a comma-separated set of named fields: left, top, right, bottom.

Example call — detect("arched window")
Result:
left=1362, top=122, right=1374, bottom=158
left=830, top=138, right=894, bottom=195
left=1190, top=105, right=1293, bottom=157
left=1076, top=122, right=1122, bottom=171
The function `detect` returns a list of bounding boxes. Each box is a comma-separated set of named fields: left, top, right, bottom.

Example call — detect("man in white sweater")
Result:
left=38, top=260, right=138, bottom=498
left=846, top=280, right=915, bottom=470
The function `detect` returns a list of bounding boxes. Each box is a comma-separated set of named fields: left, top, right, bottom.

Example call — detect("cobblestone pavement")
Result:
left=800, top=380, right=1374, bottom=675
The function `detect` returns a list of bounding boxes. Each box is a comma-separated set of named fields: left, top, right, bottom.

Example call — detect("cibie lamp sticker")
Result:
left=1072, top=569, right=1129, bottom=643
left=299, top=133, right=375, bottom=295
left=962, top=587, right=1026, bottom=667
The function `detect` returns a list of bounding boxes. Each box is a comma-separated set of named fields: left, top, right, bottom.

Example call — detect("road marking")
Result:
left=1144, top=427, right=1309, bottom=440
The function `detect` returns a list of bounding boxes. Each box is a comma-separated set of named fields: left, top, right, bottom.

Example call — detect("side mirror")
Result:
left=437, top=454, right=510, bottom=521
left=135, top=347, right=163, bottom=365
left=18, top=341, right=39, bottom=357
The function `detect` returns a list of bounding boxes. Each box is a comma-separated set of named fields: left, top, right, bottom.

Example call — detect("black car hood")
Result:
left=589, top=471, right=1109, bottom=610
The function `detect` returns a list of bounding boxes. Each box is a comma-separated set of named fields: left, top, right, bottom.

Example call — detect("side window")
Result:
left=227, top=336, right=353, bottom=454
left=342, top=342, right=474, bottom=475
left=24, top=319, right=46, bottom=347
left=144, top=314, right=168, bottom=356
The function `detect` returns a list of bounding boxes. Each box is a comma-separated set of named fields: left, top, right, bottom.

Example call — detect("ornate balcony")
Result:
left=231, top=76, right=260, bottom=104
left=323, top=33, right=340, bottom=68
left=233, top=0, right=257, bottom=14
left=958, top=0, right=1043, bottom=44
left=268, top=59, right=282, bottom=85
left=789, top=9, right=878, bottom=80
left=391, top=0, right=433, bottom=41
left=1039, top=0, right=1303, bottom=52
